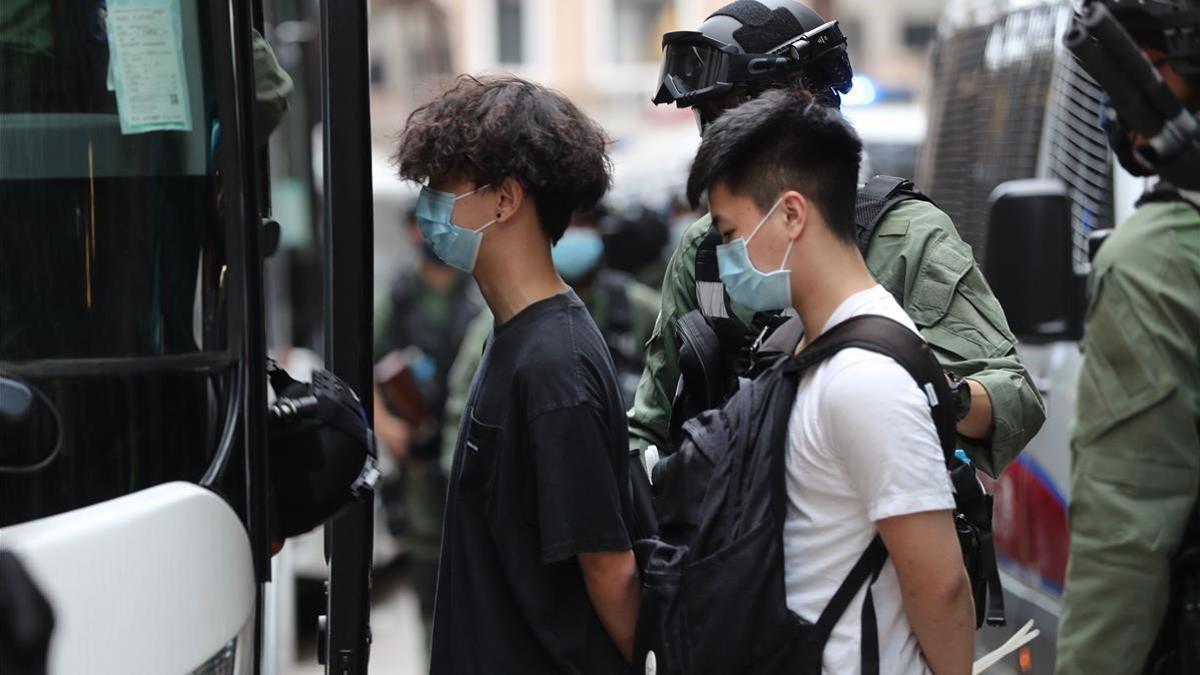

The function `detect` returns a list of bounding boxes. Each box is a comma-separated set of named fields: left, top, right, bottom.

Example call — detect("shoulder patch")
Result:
left=877, top=219, right=910, bottom=237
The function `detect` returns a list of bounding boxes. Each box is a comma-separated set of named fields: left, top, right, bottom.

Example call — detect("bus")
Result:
left=0, top=2, right=375, bottom=673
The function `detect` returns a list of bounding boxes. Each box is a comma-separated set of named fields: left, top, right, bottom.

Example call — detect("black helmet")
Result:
left=652, top=0, right=853, bottom=125
left=1065, top=1, right=1200, bottom=188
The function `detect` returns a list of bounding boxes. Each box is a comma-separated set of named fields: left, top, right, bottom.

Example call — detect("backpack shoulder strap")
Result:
left=781, top=315, right=959, bottom=672
left=770, top=314, right=956, bottom=526
left=675, top=309, right=725, bottom=412
left=789, top=314, right=957, bottom=464
left=853, top=175, right=934, bottom=254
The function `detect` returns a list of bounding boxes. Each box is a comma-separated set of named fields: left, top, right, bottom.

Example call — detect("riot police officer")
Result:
left=630, top=0, right=1045, bottom=478
left=1057, top=2, right=1200, bottom=673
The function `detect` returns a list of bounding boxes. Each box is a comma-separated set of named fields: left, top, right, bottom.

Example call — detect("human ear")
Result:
left=495, top=177, right=525, bottom=222
left=782, top=190, right=808, bottom=242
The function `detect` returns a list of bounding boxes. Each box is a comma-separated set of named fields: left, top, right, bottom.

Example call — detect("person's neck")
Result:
left=473, top=226, right=567, bottom=325
left=792, top=244, right=877, bottom=340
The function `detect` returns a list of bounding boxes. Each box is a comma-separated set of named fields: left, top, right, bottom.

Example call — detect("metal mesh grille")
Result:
left=1043, top=53, right=1114, bottom=272
left=917, top=6, right=1062, bottom=266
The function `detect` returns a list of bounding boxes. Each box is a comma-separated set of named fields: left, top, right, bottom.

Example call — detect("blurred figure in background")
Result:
left=602, top=203, right=672, bottom=289
left=373, top=206, right=484, bottom=644
left=441, top=206, right=660, bottom=473
left=666, top=193, right=702, bottom=254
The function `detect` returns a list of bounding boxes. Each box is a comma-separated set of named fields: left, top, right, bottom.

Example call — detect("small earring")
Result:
left=496, top=212, right=501, bottom=218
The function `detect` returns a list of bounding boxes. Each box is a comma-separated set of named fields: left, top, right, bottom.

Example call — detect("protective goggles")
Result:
left=652, top=20, right=850, bottom=107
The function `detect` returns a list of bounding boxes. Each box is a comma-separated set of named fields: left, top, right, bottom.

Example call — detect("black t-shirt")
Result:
left=430, top=290, right=634, bottom=674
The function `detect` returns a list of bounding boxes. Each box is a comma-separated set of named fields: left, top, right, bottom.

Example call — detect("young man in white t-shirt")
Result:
left=685, top=88, right=976, bottom=674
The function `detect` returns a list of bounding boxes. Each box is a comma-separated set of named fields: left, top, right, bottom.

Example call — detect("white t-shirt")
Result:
left=783, top=284, right=955, bottom=675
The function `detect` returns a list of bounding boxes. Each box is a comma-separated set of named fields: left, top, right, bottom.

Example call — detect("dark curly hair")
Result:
left=393, top=75, right=612, bottom=243
left=687, top=88, right=862, bottom=244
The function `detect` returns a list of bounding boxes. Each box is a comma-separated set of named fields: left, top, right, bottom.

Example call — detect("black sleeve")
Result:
left=529, top=403, right=630, bottom=563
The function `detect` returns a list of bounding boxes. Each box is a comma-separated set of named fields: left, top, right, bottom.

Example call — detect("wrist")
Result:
left=955, top=378, right=995, bottom=441
left=947, top=373, right=972, bottom=422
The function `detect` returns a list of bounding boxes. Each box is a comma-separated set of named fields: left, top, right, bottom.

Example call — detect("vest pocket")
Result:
left=907, top=236, right=974, bottom=327
left=1073, top=276, right=1177, bottom=446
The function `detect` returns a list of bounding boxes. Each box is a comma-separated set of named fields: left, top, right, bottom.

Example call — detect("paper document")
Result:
left=105, top=0, right=192, bottom=134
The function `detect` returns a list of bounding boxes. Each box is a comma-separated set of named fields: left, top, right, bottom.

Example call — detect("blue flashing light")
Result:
left=843, top=74, right=878, bottom=107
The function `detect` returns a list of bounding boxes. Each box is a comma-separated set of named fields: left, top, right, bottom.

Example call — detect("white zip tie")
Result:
left=973, top=619, right=1040, bottom=674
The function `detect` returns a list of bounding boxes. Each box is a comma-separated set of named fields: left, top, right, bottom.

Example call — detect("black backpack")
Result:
left=634, top=315, right=1004, bottom=675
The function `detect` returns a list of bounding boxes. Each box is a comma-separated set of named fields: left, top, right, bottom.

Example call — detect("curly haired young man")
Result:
left=393, top=75, right=639, bottom=674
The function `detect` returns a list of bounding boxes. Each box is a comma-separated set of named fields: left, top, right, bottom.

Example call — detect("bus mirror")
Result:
left=984, top=179, right=1081, bottom=342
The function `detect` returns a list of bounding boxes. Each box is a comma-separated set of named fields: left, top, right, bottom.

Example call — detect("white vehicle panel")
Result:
left=0, top=482, right=255, bottom=675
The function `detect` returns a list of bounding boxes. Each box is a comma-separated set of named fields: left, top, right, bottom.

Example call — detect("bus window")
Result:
left=0, top=1, right=238, bottom=526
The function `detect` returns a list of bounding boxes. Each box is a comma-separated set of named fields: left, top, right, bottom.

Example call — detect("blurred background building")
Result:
left=369, top=0, right=942, bottom=129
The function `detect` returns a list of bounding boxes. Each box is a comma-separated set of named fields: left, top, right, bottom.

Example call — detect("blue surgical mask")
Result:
left=716, top=198, right=794, bottom=312
left=552, top=228, right=605, bottom=282
left=414, top=185, right=496, bottom=272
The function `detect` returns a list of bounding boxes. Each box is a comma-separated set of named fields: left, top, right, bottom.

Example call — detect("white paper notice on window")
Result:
left=105, top=0, right=192, bottom=134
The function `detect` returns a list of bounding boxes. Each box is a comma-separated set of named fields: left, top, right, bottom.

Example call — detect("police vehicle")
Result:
left=919, top=0, right=1150, bottom=671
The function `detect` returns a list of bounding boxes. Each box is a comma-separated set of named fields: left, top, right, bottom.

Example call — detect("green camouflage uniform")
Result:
left=441, top=272, right=661, bottom=474
left=1056, top=194, right=1200, bottom=675
left=629, top=201, right=1046, bottom=477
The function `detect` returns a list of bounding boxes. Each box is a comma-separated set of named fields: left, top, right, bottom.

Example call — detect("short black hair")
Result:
left=393, top=75, right=612, bottom=243
left=687, top=88, right=863, bottom=244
